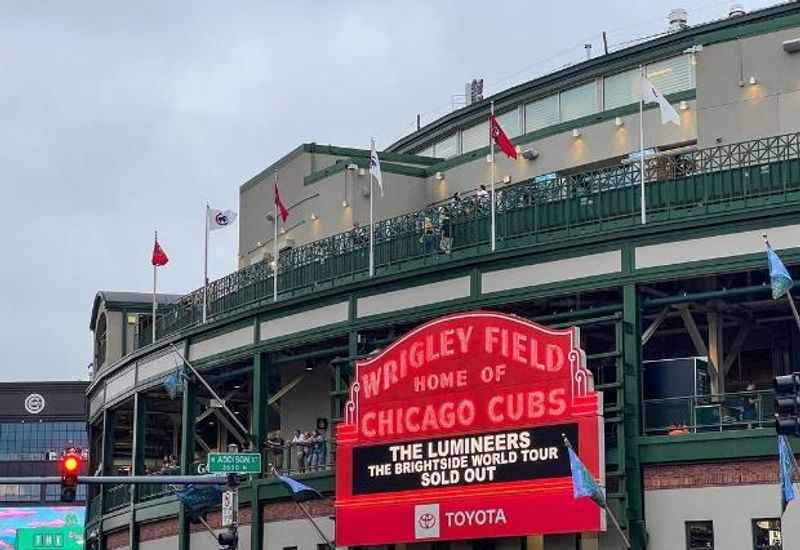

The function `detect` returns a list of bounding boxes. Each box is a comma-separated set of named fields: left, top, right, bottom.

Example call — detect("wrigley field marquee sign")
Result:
left=335, top=311, right=605, bottom=546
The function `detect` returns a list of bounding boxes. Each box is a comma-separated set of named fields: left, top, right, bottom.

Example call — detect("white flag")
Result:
left=208, top=208, right=237, bottom=231
left=641, top=76, right=680, bottom=126
left=370, top=138, right=384, bottom=197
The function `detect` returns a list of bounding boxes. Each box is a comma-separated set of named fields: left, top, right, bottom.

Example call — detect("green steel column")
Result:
left=251, top=352, right=267, bottom=550
left=622, top=284, right=646, bottom=549
left=100, top=409, right=115, bottom=517
left=178, top=377, right=196, bottom=550
left=130, top=393, right=146, bottom=550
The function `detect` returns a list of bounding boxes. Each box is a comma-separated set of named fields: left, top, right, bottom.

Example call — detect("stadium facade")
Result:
left=85, top=4, right=800, bottom=550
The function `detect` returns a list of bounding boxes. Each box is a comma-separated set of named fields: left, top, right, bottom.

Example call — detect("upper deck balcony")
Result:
left=139, top=131, right=800, bottom=346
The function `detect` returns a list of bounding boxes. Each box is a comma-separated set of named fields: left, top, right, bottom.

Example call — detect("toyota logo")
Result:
left=24, top=393, right=46, bottom=415
left=418, top=513, right=436, bottom=530
left=215, top=212, right=230, bottom=226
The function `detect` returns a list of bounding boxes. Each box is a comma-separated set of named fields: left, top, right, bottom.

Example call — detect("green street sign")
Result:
left=207, top=452, right=262, bottom=474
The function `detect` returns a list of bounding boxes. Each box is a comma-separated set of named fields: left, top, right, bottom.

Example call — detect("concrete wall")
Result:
left=278, top=360, right=330, bottom=440
left=697, top=26, right=800, bottom=146
left=645, top=484, right=800, bottom=550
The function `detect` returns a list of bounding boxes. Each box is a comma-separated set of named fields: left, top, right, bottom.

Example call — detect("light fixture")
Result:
left=127, top=314, right=138, bottom=325
left=434, top=171, right=444, bottom=180
left=266, top=212, right=275, bottom=222
left=233, top=384, right=241, bottom=389
left=679, top=100, right=689, bottom=111
left=514, top=145, right=522, bottom=154
left=280, top=227, right=287, bottom=235
left=358, top=167, right=367, bottom=177
left=749, top=76, right=757, bottom=85
left=346, top=163, right=358, bottom=171
left=485, top=154, right=493, bottom=164
left=305, top=363, right=313, bottom=372
left=310, top=212, right=319, bottom=221
left=269, top=260, right=277, bottom=269
left=342, top=199, right=349, bottom=208
left=521, top=148, right=539, bottom=161
left=502, top=175, right=512, bottom=184
left=256, top=241, right=263, bottom=247
left=572, top=128, right=582, bottom=138
left=614, top=117, right=624, bottom=127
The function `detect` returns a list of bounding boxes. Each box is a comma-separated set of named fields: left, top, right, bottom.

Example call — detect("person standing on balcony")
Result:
left=743, top=382, right=758, bottom=427
left=439, top=206, right=452, bottom=255
left=291, top=430, right=307, bottom=473
left=265, top=431, right=285, bottom=472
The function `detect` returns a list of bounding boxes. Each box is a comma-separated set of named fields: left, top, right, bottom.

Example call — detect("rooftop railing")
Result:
left=139, top=132, right=800, bottom=346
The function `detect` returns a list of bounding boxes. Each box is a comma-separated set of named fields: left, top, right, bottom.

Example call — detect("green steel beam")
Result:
left=622, top=284, right=646, bottom=550
left=251, top=352, right=267, bottom=550
left=178, top=378, right=196, bottom=550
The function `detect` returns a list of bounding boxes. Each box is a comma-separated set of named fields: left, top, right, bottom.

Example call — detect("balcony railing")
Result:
left=642, top=390, right=775, bottom=435
left=103, top=483, right=131, bottom=513
left=138, top=132, right=800, bottom=346
left=87, top=493, right=102, bottom=523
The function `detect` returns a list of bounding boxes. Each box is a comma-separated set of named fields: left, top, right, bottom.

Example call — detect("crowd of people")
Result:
left=264, top=429, right=328, bottom=473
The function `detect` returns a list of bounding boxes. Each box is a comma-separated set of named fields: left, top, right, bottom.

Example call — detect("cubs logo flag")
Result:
left=490, top=115, right=518, bottom=159
left=151, top=239, right=169, bottom=267
left=641, top=76, right=681, bottom=126
left=208, top=208, right=237, bottom=231
left=274, top=182, right=289, bottom=222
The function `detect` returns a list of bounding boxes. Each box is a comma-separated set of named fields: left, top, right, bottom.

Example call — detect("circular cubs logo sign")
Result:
left=24, top=393, right=46, bottom=414
left=215, top=212, right=230, bottom=226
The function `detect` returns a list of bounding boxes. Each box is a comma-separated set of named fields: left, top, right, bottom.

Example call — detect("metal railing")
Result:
left=137, top=132, right=800, bottom=346
left=264, top=439, right=334, bottom=476
left=87, top=493, right=102, bottom=523
left=103, top=483, right=131, bottom=513
left=642, top=390, right=775, bottom=435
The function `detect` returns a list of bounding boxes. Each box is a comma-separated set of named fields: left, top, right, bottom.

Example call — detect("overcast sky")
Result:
left=0, top=0, right=780, bottom=381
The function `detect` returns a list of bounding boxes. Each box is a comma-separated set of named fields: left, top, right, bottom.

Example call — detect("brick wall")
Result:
left=263, top=497, right=334, bottom=522
left=644, top=459, right=778, bottom=490
left=105, top=527, right=129, bottom=550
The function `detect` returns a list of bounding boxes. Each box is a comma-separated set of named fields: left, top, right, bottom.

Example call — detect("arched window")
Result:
left=95, top=313, right=107, bottom=367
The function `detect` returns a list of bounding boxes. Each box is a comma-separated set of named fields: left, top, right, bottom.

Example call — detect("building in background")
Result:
left=85, top=3, right=800, bottom=550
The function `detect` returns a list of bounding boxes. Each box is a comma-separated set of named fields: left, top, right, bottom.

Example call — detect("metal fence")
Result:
left=139, top=132, right=800, bottom=346
left=642, top=390, right=775, bottom=435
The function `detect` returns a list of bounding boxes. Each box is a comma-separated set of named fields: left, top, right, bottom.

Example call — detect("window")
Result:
left=685, top=521, right=714, bottom=550
left=496, top=108, right=522, bottom=138
left=433, top=134, right=458, bottom=159
left=753, top=518, right=782, bottom=550
left=560, top=81, right=597, bottom=122
left=604, top=69, right=639, bottom=111
left=525, top=94, right=559, bottom=133
left=646, top=55, right=695, bottom=96
left=461, top=121, right=488, bottom=154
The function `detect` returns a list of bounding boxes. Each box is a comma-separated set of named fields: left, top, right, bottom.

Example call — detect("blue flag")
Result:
left=275, top=472, right=323, bottom=502
left=567, top=445, right=606, bottom=508
left=767, top=245, right=794, bottom=300
left=779, top=435, right=798, bottom=515
left=163, top=367, right=184, bottom=400
left=175, top=484, right=224, bottom=521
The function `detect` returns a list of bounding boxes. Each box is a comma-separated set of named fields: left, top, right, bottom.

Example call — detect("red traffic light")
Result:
left=61, top=453, right=81, bottom=474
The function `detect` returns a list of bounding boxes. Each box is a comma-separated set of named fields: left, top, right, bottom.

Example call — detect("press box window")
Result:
left=753, top=518, right=782, bottom=550
left=685, top=520, right=714, bottom=550
left=560, top=81, right=597, bottom=122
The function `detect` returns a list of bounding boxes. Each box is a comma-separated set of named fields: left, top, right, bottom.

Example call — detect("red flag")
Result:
left=490, top=115, right=518, bottom=159
left=151, top=239, right=169, bottom=267
left=274, top=182, right=289, bottom=222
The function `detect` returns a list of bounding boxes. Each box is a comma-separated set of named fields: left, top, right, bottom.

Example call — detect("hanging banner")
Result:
left=335, top=311, right=604, bottom=546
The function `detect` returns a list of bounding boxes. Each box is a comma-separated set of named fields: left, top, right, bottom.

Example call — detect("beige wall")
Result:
left=697, top=27, right=800, bottom=146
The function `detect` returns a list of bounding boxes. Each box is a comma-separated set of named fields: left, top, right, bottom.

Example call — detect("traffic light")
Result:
left=775, top=373, right=800, bottom=435
left=59, top=452, right=81, bottom=502
left=217, top=526, right=238, bottom=550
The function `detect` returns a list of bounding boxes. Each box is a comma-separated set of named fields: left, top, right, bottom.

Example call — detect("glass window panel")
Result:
left=604, top=69, right=639, bottom=110
left=496, top=108, right=521, bottom=138
left=525, top=95, right=559, bottom=133
left=753, top=518, right=782, bottom=550
left=461, top=121, right=488, bottom=154
left=433, top=134, right=458, bottom=159
left=560, top=81, right=597, bottom=122
left=686, top=521, right=714, bottom=550
left=646, top=55, right=695, bottom=96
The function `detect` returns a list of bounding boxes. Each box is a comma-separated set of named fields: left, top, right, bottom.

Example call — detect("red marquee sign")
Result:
left=335, top=311, right=604, bottom=546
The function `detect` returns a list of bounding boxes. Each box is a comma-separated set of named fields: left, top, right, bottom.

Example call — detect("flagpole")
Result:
left=202, top=204, right=209, bottom=323
left=273, top=173, right=279, bottom=303
left=152, top=230, right=158, bottom=344
left=490, top=101, right=496, bottom=252
left=639, top=65, right=646, bottom=225
left=369, top=142, right=375, bottom=277
left=296, top=501, right=333, bottom=549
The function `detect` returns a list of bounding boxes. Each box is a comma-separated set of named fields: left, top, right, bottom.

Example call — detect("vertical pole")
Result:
left=251, top=352, right=267, bottom=550
left=99, top=409, right=115, bottom=518
left=152, top=231, right=157, bottom=343
left=203, top=204, right=209, bottom=323
left=178, top=372, right=196, bottom=550
left=273, top=174, right=279, bottom=303
left=639, top=66, right=647, bottom=225
left=787, top=293, right=800, bottom=334
left=490, top=101, right=496, bottom=252
left=130, top=393, right=146, bottom=550
left=369, top=166, right=375, bottom=277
